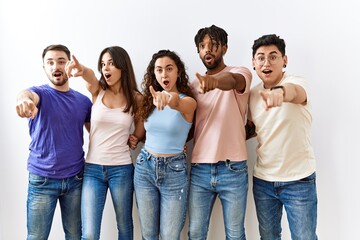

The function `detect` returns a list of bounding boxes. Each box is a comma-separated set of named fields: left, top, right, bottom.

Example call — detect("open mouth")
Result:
left=262, top=69, right=272, bottom=74
left=53, top=72, right=62, bottom=78
left=205, top=54, right=213, bottom=63
left=163, top=80, right=169, bottom=86
left=105, top=73, right=111, bottom=79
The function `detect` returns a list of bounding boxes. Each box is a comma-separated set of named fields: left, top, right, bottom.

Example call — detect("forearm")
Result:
left=216, top=72, right=246, bottom=92
left=282, top=83, right=307, bottom=104
left=81, top=67, right=99, bottom=92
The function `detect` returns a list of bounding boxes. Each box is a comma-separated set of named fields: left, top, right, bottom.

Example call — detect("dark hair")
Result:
left=138, top=50, right=194, bottom=120
left=252, top=34, right=286, bottom=57
left=42, top=44, right=71, bottom=60
left=194, top=25, right=228, bottom=53
left=97, top=46, right=140, bottom=115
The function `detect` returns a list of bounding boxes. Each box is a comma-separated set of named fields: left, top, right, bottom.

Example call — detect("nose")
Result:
left=263, top=58, right=271, bottom=66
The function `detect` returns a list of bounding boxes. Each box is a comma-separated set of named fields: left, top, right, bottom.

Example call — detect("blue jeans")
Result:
left=27, top=172, right=83, bottom=240
left=188, top=160, right=248, bottom=240
left=81, top=163, right=134, bottom=240
left=253, top=172, right=318, bottom=240
left=134, top=148, right=188, bottom=240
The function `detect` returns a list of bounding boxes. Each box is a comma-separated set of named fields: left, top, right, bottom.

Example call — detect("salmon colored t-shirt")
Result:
left=191, top=66, right=252, bottom=163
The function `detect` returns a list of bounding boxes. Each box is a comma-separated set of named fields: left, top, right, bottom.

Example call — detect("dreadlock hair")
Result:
left=194, top=25, right=228, bottom=53
left=252, top=34, right=286, bottom=57
left=97, top=46, right=140, bottom=115
left=138, top=49, right=194, bottom=121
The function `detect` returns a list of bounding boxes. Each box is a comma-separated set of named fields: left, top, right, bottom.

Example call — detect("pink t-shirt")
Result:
left=191, top=66, right=252, bottom=163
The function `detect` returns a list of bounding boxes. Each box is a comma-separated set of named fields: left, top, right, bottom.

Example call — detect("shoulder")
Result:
left=282, top=73, right=309, bottom=91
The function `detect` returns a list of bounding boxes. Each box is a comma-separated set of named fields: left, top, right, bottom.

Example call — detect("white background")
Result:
left=1, top=0, right=359, bottom=239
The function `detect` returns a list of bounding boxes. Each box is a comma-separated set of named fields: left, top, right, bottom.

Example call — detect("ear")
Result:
left=252, top=58, right=256, bottom=70
left=283, top=55, right=288, bottom=67
left=222, top=44, right=228, bottom=55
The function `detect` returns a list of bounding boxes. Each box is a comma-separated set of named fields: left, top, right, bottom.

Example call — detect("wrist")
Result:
left=270, top=85, right=285, bottom=97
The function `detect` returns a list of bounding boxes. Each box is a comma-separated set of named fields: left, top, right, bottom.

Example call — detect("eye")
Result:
left=166, top=67, right=173, bottom=72
left=269, top=55, right=277, bottom=61
left=257, top=56, right=265, bottom=62
left=109, top=61, right=114, bottom=66
left=58, top=60, right=66, bottom=65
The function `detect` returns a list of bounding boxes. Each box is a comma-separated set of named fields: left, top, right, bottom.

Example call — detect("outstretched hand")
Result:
left=196, top=72, right=218, bottom=94
left=65, top=55, right=84, bottom=78
left=259, top=89, right=284, bottom=111
left=149, top=86, right=172, bottom=111
left=16, top=99, right=38, bottom=119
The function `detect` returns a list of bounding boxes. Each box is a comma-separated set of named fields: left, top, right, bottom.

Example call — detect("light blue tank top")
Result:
left=144, top=94, right=192, bottom=154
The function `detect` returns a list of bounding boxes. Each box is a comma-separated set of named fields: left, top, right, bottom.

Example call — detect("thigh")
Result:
left=59, top=172, right=83, bottom=239
left=253, top=177, right=283, bottom=240
left=27, top=173, right=59, bottom=240
left=108, top=164, right=134, bottom=234
left=282, top=173, right=318, bottom=240
left=217, top=161, right=248, bottom=240
left=159, top=156, right=188, bottom=240
left=134, top=151, right=160, bottom=239
left=188, top=164, right=216, bottom=240
left=81, top=164, right=108, bottom=238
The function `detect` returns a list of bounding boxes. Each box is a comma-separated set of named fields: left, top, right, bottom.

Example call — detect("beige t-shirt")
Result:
left=249, top=73, right=316, bottom=181
left=191, top=66, right=252, bottom=163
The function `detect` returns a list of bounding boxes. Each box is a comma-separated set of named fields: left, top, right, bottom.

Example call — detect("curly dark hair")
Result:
left=138, top=50, right=194, bottom=121
left=96, top=46, right=140, bottom=115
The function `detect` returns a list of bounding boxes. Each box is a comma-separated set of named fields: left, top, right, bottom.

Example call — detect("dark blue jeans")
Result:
left=253, top=172, right=318, bottom=240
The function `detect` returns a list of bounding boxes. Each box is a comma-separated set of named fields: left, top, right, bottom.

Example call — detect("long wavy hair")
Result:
left=97, top=46, right=140, bottom=115
left=138, top=50, right=194, bottom=121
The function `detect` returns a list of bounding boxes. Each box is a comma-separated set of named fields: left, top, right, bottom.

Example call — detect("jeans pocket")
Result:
left=74, top=171, right=84, bottom=181
left=298, top=172, right=316, bottom=184
left=136, top=153, right=146, bottom=165
left=29, top=173, right=47, bottom=187
left=227, top=160, right=248, bottom=173
left=168, top=158, right=186, bottom=172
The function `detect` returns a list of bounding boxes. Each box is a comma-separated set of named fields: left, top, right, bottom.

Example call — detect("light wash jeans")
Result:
left=27, top=172, right=83, bottom=240
left=81, top=163, right=134, bottom=240
left=253, top=172, right=318, bottom=240
left=134, top=148, right=188, bottom=240
left=188, top=160, right=248, bottom=240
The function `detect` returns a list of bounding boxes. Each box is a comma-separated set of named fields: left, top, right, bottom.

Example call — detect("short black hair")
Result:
left=42, top=44, right=71, bottom=60
left=252, top=34, right=286, bottom=57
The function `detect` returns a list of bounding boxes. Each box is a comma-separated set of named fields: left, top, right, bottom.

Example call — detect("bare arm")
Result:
left=128, top=93, right=146, bottom=150
left=259, top=83, right=307, bottom=110
left=149, top=86, right=197, bottom=123
left=66, top=55, right=100, bottom=98
left=15, top=90, right=40, bottom=119
left=195, top=72, right=246, bottom=93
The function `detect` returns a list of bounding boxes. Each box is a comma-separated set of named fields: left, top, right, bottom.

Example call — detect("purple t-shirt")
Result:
left=27, top=84, right=92, bottom=178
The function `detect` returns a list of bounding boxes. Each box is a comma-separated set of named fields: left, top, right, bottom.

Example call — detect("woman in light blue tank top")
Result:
left=131, top=50, right=197, bottom=240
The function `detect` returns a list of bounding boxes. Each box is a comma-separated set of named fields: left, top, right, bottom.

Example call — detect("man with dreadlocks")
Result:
left=188, top=25, right=252, bottom=240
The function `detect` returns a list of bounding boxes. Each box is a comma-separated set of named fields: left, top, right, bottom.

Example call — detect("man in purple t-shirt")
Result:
left=16, top=44, right=92, bottom=240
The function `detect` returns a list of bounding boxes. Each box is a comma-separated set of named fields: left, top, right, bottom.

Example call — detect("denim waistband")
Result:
left=141, top=148, right=186, bottom=162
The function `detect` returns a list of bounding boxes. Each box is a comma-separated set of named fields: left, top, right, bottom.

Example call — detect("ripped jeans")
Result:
left=134, top=148, right=188, bottom=240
